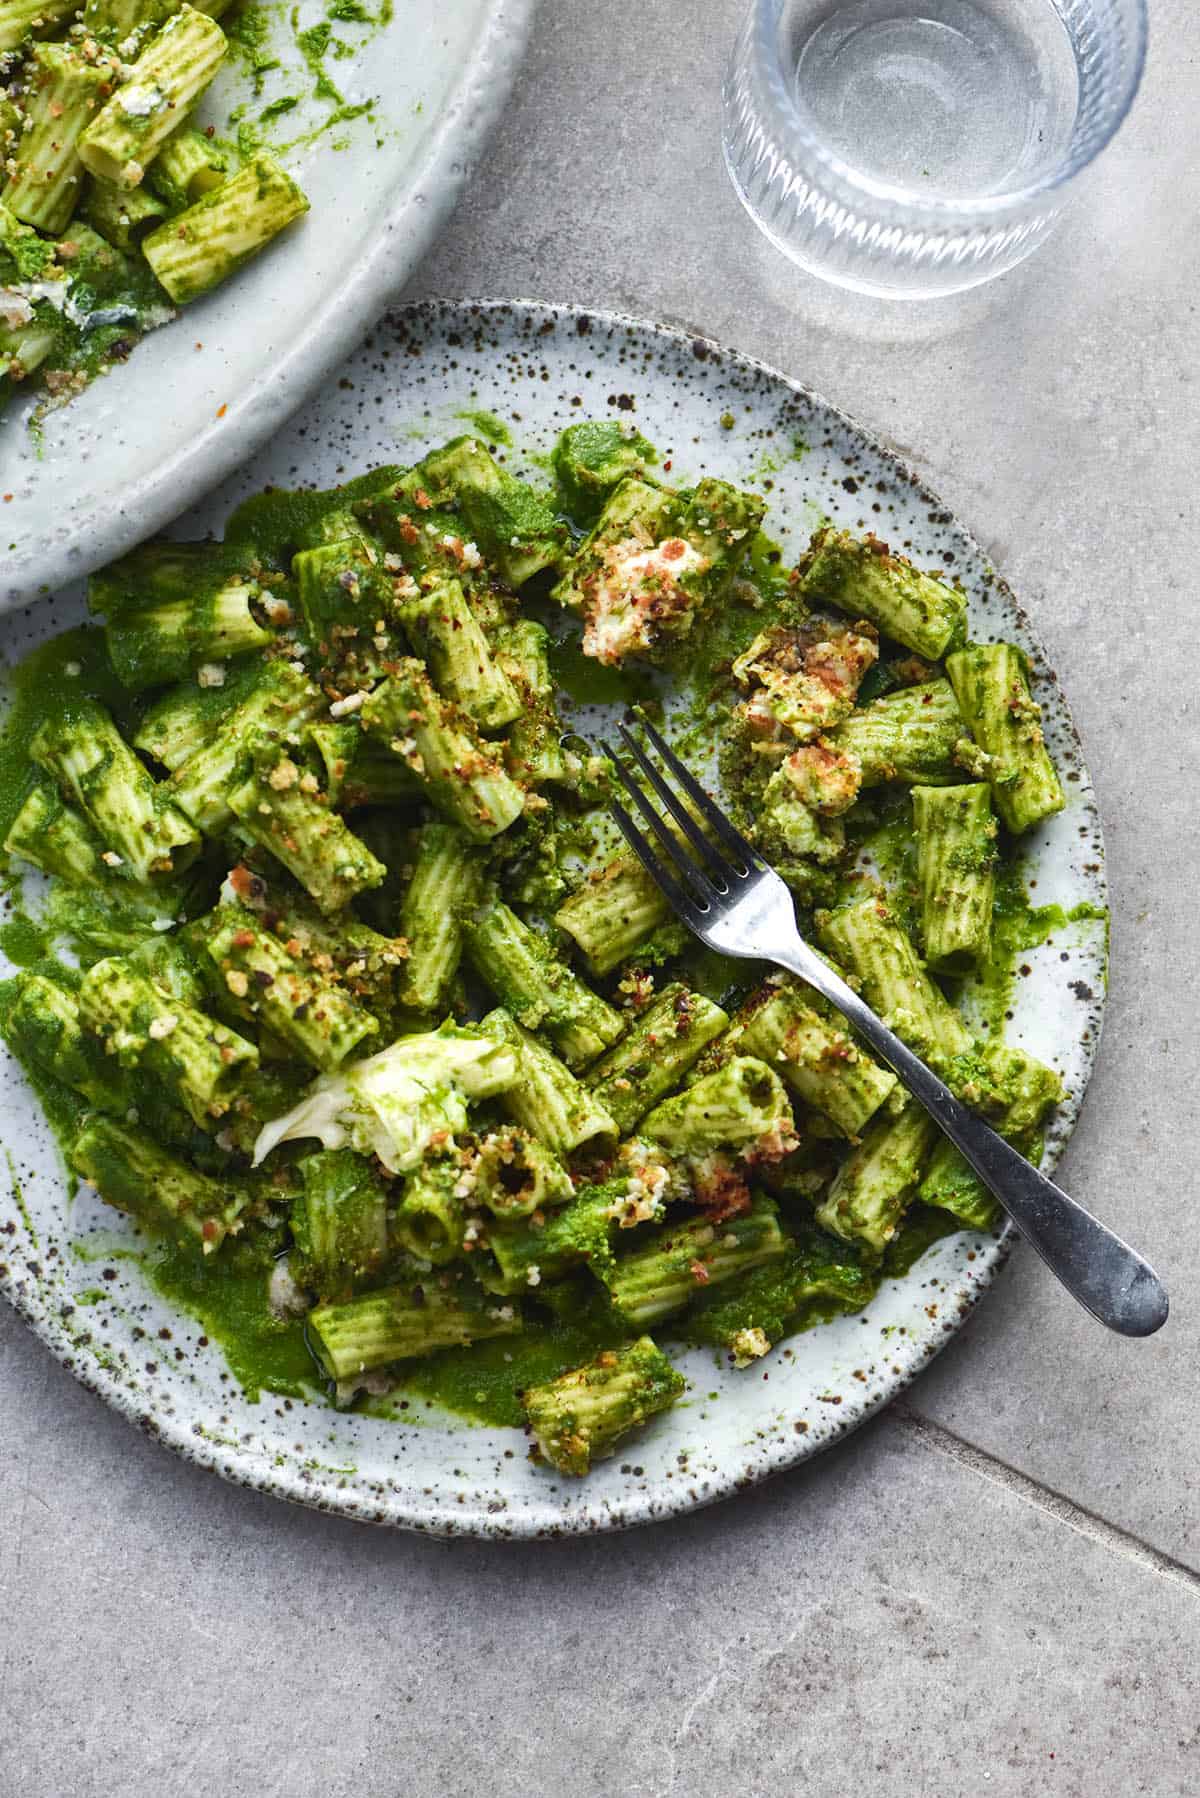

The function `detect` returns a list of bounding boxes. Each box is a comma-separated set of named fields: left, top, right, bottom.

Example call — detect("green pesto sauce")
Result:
left=225, top=3, right=282, bottom=93
left=547, top=626, right=661, bottom=711
left=389, top=1300, right=627, bottom=1429
left=223, top=465, right=404, bottom=565
left=146, top=1233, right=317, bottom=1402
left=883, top=1203, right=962, bottom=1275
left=843, top=793, right=920, bottom=930
left=965, top=866, right=1108, bottom=1037
left=749, top=447, right=782, bottom=482
left=0, top=915, right=51, bottom=968
left=294, top=20, right=344, bottom=101
left=455, top=409, right=513, bottom=448
left=0, top=626, right=127, bottom=840
left=221, top=0, right=384, bottom=159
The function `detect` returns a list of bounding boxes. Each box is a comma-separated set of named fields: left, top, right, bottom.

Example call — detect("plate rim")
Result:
left=0, top=296, right=1109, bottom=1536
left=0, top=0, right=538, bottom=609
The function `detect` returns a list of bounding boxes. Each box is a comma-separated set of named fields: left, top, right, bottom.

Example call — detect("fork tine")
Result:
left=601, top=739, right=716, bottom=909
left=606, top=791, right=706, bottom=929
left=616, top=722, right=732, bottom=888
left=634, top=711, right=764, bottom=873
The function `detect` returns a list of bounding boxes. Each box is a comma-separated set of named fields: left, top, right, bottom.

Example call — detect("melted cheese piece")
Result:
left=253, top=1030, right=517, bottom=1173
left=583, top=536, right=710, bottom=664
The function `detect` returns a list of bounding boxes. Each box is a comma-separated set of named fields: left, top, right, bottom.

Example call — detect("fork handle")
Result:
left=773, top=944, right=1168, bottom=1338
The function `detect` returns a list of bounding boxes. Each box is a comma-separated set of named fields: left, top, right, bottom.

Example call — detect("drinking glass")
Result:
left=722, top=0, right=1147, bottom=298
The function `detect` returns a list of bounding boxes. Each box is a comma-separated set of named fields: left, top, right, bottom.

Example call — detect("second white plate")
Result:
left=0, top=3, right=534, bottom=607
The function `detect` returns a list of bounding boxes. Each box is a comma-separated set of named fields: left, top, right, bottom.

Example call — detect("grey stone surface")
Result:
left=3, top=0, right=1199, bottom=1791
left=1, top=1314, right=1198, bottom=1798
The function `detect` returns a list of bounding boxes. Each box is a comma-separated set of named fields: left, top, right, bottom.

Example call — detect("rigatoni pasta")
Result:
left=0, top=0, right=309, bottom=420
left=0, top=421, right=1075, bottom=1476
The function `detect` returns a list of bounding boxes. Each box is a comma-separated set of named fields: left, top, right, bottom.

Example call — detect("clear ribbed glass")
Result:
left=722, top=0, right=1147, bottom=298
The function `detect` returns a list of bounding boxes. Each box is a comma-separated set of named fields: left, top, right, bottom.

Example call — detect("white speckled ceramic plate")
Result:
left=0, top=2, right=534, bottom=607
left=0, top=302, right=1108, bottom=1535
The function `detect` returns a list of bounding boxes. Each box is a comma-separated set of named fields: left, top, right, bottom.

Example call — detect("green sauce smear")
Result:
left=454, top=409, right=513, bottom=448
left=393, top=1290, right=627, bottom=1428
left=149, top=1233, right=317, bottom=1402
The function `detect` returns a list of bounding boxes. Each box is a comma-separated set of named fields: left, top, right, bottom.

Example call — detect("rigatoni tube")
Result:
left=293, top=537, right=399, bottom=693
left=398, top=822, right=486, bottom=1013
left=80, top=174, right=169, bottom=249
left=496, top=619, right=567, bottom=786
left=79, top=0, right=231, bottom=57
left=472, top=1128, right=573, bottom=1219
left=413, top=435, right=566, bottom=588
left=916, top=1138, right=1001, bottom=1233
left=227, top=733, right=385, bottom=917
left=246, top=893, right=409, bottom=1026
left=687, top=1241, right=879, bottom=1361
left=5, top=973, right=128, bottom=1111
left=202, top=907, right=379, bottom=1073
left=397, top=578, right=522, bottom=731
left=485, top=1181, right=619, bottom=1293
left=640, top=1058, right=796, bottom=1162
left=482, top=1007, right=618, bottom=1160
left=393, top=1157, right=467, bottom=1266
left=552, top=419, right=657, bottom=523
left=142, top=153, right=308, bottom=303
left=104, top=576, right=272, bottom=691
left=912, top=782, right=997, bottom=972
left=586, top=983, right=729, bottom=1136
left=72, top=1116, right=249, bottom=1252
left=551, top=474, right=762, bottom=663
left=145, top=122, right=227, bottom=210
left=133, top=679, right=230, bottom=771
left=361, top=659, right=525, bottom=842
left=0, top=310, right=58, bottom=389
left=79, top=954, right=258, bottom=1126
left=2, top=44, right=110, bottom=236
left=0, top=0, right=80, bottom=54
left=30, top=698, right=199, bottom=883
left=816, top=1102, right=937, bottom=1256
left=941, top=1038, right=1064, bottom=1140
left=523, top=1338, right=685, bottom=1477
left=465, top=898, right=625, bottom=1071
left=293, top=1148, right=390, bottom=1298
left=829, top=680, right=965, bottom=787
left=555, top=853, right=677, bottom=976
left=734, top=978, right=896, bottom=1139
left=168, top=661, right=325, bottom=834
left=797, top=527, right=967, bottom=660
left=4, top=778, right=114, bottom=890
left=308, top=1279, right=522, bottom=1382
left=87, top=537, right=277, bottom=690
left=602, top=1196, right=788, bottom=1328
left=79, top=6, right=228, bottom=190
left=945, top=642, right=1065, bottom=834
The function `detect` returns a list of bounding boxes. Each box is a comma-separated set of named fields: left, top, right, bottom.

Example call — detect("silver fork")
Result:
left=600, top=715, right=1168, bottom=1338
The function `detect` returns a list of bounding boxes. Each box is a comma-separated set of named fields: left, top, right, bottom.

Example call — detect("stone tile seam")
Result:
left=894, top=1406, right=1200, bottom=1596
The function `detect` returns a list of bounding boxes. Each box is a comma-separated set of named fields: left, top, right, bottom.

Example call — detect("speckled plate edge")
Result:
left=0, top=300, right=1109, bottom=1536
left=0, top=1, right=536, bottom=608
